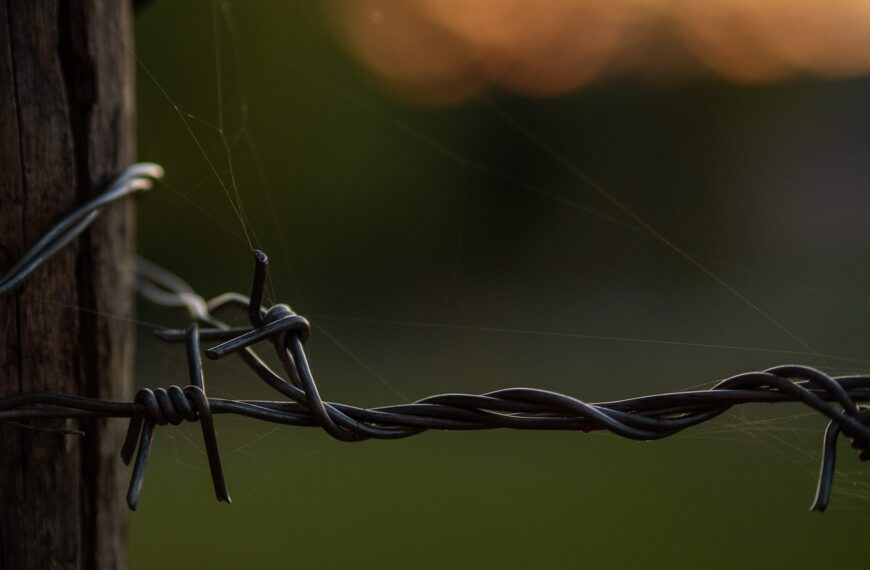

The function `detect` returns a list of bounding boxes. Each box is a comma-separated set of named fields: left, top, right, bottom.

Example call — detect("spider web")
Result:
left=113, top=0, right=870, bottom=515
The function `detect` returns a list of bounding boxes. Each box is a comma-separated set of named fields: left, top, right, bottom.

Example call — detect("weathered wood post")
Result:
left=0, top=1, right=135, bottom=567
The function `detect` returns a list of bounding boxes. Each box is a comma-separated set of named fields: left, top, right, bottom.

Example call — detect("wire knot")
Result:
left=198, top=252, right=310, bottom=360
left=133, top=385, right=205, bottom=426
left=120, top=324, right=229, bottom=510
left=263, top=303, right=310, bottom=343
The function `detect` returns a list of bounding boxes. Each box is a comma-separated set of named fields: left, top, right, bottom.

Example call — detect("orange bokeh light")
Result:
left=329, top=0, right=870, bottom=104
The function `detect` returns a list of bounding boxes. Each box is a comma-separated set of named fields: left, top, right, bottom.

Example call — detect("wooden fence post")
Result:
left=0, top=0, right=135, bottom=567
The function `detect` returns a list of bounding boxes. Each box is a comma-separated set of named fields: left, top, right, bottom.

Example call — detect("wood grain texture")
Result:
left=0, top=0, right=134, bottom=568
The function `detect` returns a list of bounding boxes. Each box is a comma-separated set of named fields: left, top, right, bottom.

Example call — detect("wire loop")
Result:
left=0, top=163, right=162, bottom=295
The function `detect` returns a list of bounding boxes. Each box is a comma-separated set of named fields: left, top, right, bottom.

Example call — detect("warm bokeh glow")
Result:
left=677, top=0, right=870, bottom=81
left=329, top=0, right=870, bottom=104
left=335, top=1, right=484, bottom=104
left=417, top=0, right=638, bottom=96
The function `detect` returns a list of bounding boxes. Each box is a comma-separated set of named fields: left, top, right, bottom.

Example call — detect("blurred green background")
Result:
left=131, top=2, right=870, bottom=568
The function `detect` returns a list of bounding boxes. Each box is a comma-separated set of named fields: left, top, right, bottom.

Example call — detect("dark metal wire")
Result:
left=0, top=163, right=163, bottom=295
left=1, top=164, right=869, bottom=512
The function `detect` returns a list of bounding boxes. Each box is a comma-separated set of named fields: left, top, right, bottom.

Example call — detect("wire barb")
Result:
left=120, top=323, right=230, bottom=510
left=2, top=164, right=870, bottom=512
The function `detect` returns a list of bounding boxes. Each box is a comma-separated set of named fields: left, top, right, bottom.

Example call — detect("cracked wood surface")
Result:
left=0, top=1, right=135, bottom=568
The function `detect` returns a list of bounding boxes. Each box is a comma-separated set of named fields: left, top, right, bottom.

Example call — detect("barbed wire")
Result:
left=0, top=163, right=163, bottom=295
left=1, top=164, right=869, bottom=512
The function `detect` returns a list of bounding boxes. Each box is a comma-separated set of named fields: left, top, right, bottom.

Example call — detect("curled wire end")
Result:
left=133, top=162, right=165, bottom=181
left=249, top=250, right=269, bottom=327
left=810, top=421, right=840, bottom=512
left=203, top=251, right=309, bottom=360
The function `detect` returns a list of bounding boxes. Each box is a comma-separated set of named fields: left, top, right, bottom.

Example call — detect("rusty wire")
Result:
left=1, top=164, right=870, bottom=512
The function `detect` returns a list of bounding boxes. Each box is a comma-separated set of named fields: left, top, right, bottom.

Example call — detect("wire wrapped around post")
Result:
left=0, top=163, right=163, bottom=295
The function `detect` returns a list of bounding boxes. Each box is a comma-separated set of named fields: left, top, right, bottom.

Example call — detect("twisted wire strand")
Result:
left=1, top=164, right=869, bottom=512
left=0, top=163, right=163, bottom=295
left=4, top=250, right=870, bottom=511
